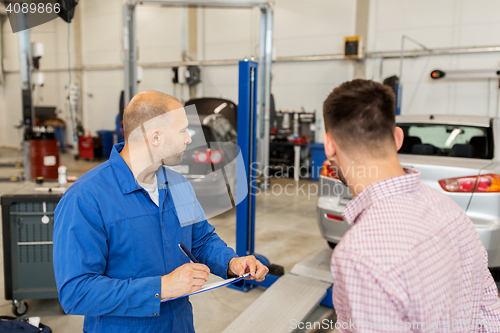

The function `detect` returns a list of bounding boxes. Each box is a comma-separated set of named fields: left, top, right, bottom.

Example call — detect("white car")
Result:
left=317, top=115, right=500, bottom=277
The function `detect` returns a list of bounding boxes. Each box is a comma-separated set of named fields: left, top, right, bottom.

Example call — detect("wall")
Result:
left=199, top=0, right=356, bottom=142
left=1, top=9, right=80, bottom=148
left=2, top=0, right=500, bottom=148
left=366, top=0, right=500, bottom=118
left=0, top=0, right=356, bottom=147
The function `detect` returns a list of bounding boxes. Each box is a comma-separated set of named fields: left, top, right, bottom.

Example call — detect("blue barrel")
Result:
left=97, top=130, right=114, bottom=159
left=309, top=143, right=327, bottom=181
left=54, top=127, right=65, bottom=149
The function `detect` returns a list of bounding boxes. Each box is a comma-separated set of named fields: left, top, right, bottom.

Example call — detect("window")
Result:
left=398, top=123, right=493, bottom=159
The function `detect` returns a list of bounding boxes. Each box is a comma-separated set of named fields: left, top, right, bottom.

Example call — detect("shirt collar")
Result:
left=109, top=143, right=144, bottom=195
left=343, top=168, right=420, bottom=225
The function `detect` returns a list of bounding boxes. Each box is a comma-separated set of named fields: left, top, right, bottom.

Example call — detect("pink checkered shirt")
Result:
left=331, top=168, right=500, bottom=332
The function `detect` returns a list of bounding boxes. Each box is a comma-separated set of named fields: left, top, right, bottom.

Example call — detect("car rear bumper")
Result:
left=188, top=171, right=230, bottom=197
left=317, top=196, right=500, bottom=268
left=317, top=196, right=351, bottom=245
left=468, top=214, right=500, bottom=268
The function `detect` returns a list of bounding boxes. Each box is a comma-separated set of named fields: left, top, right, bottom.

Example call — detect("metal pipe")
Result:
left=256, top=8, right=266, bottom=177
left=370, top=45, right=500, bottom=59
left=123, top=3, right=137, bottom=102
left=276, top=54, right=344, bottom=62
left=399, top=35, right=404, bottom=84
left=5, top=45, right=500, bottom=75
left=261, top=7, right=273, bottom=188
left=17, top=13, right=32, bottom=180
left=399, top=35, right=429, bottom=83
left=131, top=0, right=267, bottom=9
left=181, top=6, right=188, bottom=60
left=18, top=241, right=53, bottom=246
left=0, top=14, right=3, bottom=85
left=402, top=35, right=430, bottom=51
left=123, top=4, right=131, bottom=103
left=497, top=80, right=500, bottom=118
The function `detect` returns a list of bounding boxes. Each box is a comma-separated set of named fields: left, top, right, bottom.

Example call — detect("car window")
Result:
left=398, top=123, right=492, bottom=159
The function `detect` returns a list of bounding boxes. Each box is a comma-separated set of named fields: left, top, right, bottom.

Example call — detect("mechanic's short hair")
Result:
left=323, top=79, right=396, bottom=156
left=123, top=91, right=181, bottom=141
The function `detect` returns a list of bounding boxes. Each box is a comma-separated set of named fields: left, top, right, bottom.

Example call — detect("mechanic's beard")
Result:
left=162, top=152, right=183, bottom=166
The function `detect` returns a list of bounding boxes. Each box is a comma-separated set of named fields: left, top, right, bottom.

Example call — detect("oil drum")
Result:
left=30, top=139, right=59, bottom=180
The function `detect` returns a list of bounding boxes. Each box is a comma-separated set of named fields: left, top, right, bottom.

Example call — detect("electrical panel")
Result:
left=344, top=36, right=364, bottom=59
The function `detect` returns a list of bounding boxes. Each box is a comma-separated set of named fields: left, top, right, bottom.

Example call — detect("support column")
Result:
left=353, top=0, right=369, bottom=79
left=188, top=6, right=197, bottom=99
left=17, top=13, right=33, bottom=180
left=257, top=6, right=272, bottom=189
left=123, top=3, right=137, bottom=103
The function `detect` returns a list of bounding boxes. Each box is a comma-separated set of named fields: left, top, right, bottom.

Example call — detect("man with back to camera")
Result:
left=53, top=91, right=268, bottom=333
left=322, top=79, right=500, bottom=332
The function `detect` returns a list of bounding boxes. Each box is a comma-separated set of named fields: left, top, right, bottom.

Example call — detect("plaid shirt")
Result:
left=331, top=168, right=500, bottom=332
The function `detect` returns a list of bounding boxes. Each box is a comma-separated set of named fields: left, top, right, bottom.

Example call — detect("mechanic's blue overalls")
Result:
left=53, top=143, right=238, bottom=333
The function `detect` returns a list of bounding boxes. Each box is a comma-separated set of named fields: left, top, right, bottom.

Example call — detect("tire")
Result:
left=11, top=300, right=28, bottom=316
left=328, top=241, right=337, bottom=250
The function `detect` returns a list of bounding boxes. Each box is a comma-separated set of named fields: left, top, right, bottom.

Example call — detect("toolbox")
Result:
left=1, top=182, right=64, bottom=316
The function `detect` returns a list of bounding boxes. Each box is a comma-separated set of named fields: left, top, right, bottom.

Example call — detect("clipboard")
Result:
left=161, top=273, right=251, bottom=302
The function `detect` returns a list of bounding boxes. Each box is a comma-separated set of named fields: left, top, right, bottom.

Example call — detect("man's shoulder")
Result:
left=370, top=181, right=463, bottom=222
left=63, top=161, right=114, bottom=199
left=339, top=181, right=469, bottom=270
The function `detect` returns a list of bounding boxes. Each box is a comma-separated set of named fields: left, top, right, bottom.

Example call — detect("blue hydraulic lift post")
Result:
left=233, top=60, right=330, bottom=302
left=233, top=60, right=280, bottom=292
left=236, top=60, right=258, bottom=259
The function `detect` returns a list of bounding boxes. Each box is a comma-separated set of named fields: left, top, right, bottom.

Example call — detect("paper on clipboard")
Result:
left=162, top=273, right=251, bottom=303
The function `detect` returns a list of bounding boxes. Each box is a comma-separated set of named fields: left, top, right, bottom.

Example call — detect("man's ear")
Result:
left=394, top=126, right=404, bottom=152
left=150, top=130, right=161, bottom=147
left=323, top=131, right=338, bottom=162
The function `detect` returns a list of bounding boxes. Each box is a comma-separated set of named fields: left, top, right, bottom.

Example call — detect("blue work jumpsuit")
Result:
left=53, top=143, right=238, bottom=332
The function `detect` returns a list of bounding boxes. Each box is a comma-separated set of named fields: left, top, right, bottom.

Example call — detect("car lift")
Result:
left=123, top=0, right=273, bottom=188
left=220, top=60, right=335, bottom=333
left=123, top=2, right=334, bottom=332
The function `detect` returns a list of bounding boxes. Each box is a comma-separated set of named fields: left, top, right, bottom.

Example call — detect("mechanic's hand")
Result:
left=161, top=263, right=210, bottom=300
left=228, top=256, right=269, bottom=282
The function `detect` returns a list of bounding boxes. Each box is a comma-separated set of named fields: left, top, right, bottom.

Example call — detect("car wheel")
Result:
left=489, top=268, right=500, bottom=282
left=328, top=241, right=337, bottom=250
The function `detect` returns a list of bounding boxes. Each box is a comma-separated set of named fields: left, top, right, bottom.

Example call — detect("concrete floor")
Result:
left=0, top=147, right=336, bottom=332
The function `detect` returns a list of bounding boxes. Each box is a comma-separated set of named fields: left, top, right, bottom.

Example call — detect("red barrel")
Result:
left=30, top=139, right=60, bottom=180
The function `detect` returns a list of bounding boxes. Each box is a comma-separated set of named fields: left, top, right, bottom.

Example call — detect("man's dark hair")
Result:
left=323, top=79, right=396, bottom=155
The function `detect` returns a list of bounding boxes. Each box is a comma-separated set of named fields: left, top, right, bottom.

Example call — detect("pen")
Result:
left=179, top=243, right=199, bottom=263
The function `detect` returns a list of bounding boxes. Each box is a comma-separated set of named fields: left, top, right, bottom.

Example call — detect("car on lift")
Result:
left=317, top=115, right=500, bottom=275
left=167, top=98, right=238, bottom=218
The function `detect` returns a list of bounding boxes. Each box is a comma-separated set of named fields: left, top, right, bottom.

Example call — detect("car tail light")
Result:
left=195, top=150, right=224, bottom=164
left=209, top=150, right=223, bottom=164
left=320, top=160, right=340, bottom=180
left=195, top=151, right=210, bottom=163
left=325, top=213, right=343, bottom=222
left=438, top=174, right=500, bottom=193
